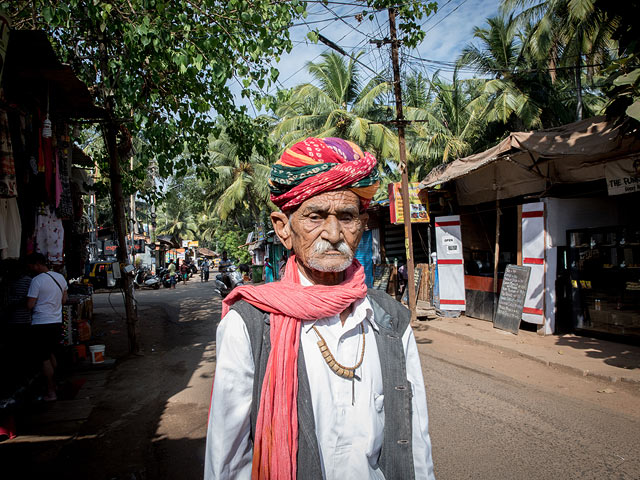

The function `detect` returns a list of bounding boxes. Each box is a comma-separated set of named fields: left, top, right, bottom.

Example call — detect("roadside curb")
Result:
left=421, top=322, right=640, bottom=385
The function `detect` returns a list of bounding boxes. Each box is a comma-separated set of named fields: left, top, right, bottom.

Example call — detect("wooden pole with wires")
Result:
left=389, top=7, right=417, bottom=323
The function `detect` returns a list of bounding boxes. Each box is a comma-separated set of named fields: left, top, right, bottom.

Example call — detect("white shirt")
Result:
left=205, top=274, right=435, bottom=480
left=27, top=271, right=67, bottom=325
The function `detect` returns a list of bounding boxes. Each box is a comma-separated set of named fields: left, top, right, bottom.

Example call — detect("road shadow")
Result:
left=554, top=334, right=640, bottom=370
left=2, top=285, right=222, bottom=480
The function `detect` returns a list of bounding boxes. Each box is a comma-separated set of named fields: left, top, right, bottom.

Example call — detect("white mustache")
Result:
left=313, top=239, right=353, bottom=257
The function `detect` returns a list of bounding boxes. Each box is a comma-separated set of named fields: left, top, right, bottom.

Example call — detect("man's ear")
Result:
left=271, top=211, right=293, bottom=250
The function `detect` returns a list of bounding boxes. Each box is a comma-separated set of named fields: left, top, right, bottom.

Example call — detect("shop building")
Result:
left=419, top=116, right=640, bottom=342
left=1, top=28, right=104, bottom=430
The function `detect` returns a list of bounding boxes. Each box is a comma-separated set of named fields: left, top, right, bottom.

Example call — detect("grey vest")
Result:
left=230, top=288, right=415, bottom=480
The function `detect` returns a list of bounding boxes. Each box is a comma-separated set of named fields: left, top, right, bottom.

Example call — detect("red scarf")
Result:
left=221, top=255, right=368, bottom=479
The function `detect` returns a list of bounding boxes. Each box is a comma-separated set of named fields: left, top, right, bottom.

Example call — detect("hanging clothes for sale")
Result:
left=34, top=205, right=64, bottom=264
left=56, top=131, right=73, bottom=219
left=38, top=117, right=62, bottom=207
left=0, top=107, right=17, bottom=197
left=0, top=197, right=22, bottom=259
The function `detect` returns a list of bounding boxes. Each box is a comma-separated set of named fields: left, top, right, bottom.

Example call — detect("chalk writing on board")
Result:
left=493, top=265, right=531, bottom=334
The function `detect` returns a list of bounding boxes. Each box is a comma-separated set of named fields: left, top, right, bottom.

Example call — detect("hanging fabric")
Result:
left=56, top=130, right=73, bottom=219
left=0, top=108, right=17, bottom=197
left=0, top=197, right=22, bottom=259
left=34, top=205, right=64, bottom=264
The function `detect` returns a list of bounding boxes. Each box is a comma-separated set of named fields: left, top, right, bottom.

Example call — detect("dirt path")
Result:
left=414, top=323, right=640, bottom=418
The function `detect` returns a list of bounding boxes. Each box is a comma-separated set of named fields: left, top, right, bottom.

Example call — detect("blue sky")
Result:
left=232, top=0, right=503, bottom=113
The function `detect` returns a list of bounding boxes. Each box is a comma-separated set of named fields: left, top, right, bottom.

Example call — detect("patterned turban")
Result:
left=269, top=137, right=380, bottom=211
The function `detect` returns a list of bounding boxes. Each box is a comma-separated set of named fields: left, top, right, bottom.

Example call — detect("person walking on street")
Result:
left=205, top=137, right=435, bottom=480
left=26, top=253, right=67, bottom=402
left=263, top=257, right=274, bottom=283
left=201, top=259, right=210, bottom=282
left=167, top=260, right=177, bottom=289
left=6, top=259, right=33, bottom=376
left=180, top=261, right=189, bottom=284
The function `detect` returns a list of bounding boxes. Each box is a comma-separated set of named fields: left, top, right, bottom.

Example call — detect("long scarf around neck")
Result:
left=221, top=255, right=368, bottom=479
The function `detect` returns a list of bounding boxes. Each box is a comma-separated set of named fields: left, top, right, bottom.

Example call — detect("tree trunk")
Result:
left=105, top=122, right=140, bottom=354
left=98, top=33, right=140, bottom=354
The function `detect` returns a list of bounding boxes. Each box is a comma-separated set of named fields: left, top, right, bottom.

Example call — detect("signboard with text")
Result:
left=493, top=265, right=531, bottom=334
left=605, top=158, right=640, bottom=196
left=389, top=182, right=430, bottom=224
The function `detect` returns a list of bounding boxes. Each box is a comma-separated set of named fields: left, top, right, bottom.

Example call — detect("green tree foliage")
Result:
left=204, top=124, right=273, bottom=221
left=501, top=0, right=618, bottom=120
left=272, top=51, right=398, bottom=161
left=156, top=177, right=198, bottom=239
left=458, top=15, right=546, bottom=130
left=216, top=230, right=251, bottom=264
left=6, top=0, right=308, bottom=177
left=597, top=0, right=640, bottom=121
left=404, top=69, right=486, bottom=177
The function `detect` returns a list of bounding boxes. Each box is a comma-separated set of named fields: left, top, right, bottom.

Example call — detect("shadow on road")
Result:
left=554, top=334, right=640, bottom=370
left=3, top=282, right=222, bottom=480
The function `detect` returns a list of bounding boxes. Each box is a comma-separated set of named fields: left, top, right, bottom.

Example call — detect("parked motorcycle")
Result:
left=156, top=267, right=172, bottom=288
left=133, top=267, right=161, bottom=289
left=214, top=263, right=244, bottom=298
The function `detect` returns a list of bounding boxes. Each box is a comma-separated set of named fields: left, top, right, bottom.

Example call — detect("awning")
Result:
left=3, top=30, right=106, bottom=120
left=197, top=247, right=217, bottom=257
left=157, top=235, right=181, bottom=249
left=419, top=116, right=640, bottom=205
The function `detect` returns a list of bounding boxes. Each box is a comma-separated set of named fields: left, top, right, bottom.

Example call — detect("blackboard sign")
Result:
left=493, top=265, right=531, bottom=334
left=402, top=266, right=423, bottom=303
left=373, top=264, right=392, bottom=291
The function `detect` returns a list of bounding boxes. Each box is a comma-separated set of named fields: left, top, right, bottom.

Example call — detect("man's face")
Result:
left=286, top=190, right=366, bottom=273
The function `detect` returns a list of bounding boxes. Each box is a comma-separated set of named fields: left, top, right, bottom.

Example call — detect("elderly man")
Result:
left=205, top=138, right=435, bottom=480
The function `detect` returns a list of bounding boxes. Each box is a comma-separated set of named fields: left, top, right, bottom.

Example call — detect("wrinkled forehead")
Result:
left=288, top=190, right=362, bottom=216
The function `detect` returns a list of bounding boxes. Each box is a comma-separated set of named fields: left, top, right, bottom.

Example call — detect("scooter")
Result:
left=133, top=267, right=161, bottom=289
left=214, top=263, right=244, bottom=298
left=156, top=267, right=172, bottom=288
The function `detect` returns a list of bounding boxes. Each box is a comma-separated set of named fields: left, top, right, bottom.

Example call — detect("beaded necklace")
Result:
left=312, top=324, right=365, bottom=379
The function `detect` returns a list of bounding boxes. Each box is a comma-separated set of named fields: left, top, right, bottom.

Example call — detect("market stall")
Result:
left=0, top=29, right=104, bottom=433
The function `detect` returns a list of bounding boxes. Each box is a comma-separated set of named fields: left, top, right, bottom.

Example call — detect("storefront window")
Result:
left=568, top=226, right=640, bottom=340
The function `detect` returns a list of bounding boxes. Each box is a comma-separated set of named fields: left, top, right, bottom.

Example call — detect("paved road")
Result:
left=14, top=279, right=637, bottom=479
left=421, top=345, right=640, bottom=479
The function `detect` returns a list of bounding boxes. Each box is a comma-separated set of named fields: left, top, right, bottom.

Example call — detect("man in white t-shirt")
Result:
left=26, top=253, right=68, bottom=402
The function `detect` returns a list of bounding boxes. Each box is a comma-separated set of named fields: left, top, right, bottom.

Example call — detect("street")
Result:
left=4, top=279, right=640, bottom=479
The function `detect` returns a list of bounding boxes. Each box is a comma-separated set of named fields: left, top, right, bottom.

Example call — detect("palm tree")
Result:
left=404, top=69, right=486, bottom=176
left=204, top=126, right=272, bottom=222
left=501, top=0, right=618, bottom=120
left=272, top=51, right=398, bottom=161
left=156, top=186, right=197, bottom=240
left=458, top=15, right=545, bottom=130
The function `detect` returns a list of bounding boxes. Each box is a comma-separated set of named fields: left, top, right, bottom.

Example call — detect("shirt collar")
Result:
left=298, top=268, right=378, bottom=333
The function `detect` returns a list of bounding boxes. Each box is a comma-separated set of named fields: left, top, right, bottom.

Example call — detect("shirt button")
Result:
left=341, top=409, right=345, bottom=415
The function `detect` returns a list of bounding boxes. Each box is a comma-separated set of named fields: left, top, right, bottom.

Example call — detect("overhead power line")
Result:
left=423, top=0, right=472, bottom=35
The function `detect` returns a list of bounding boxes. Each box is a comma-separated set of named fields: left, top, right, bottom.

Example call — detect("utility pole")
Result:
left=388, top=7, right=417, bottom=323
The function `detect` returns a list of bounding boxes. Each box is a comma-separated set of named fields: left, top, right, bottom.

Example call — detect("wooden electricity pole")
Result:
left=389, top=7, right=417, bottom=323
